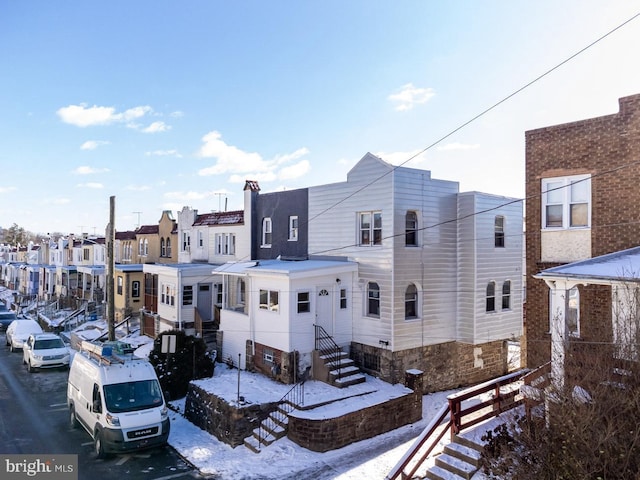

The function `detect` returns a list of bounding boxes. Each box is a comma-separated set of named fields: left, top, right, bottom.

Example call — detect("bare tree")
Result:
left=482, top=280, right=640, bottom=479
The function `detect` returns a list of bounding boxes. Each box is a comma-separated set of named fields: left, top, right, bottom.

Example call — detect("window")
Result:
left=340, top=288, right=347, bottom=309
left=143, top=239, right=148, bottom=256
left=262, top=218, right=272, bottom=247
left=297, top=291, right=310, bottom=313
left=542, top=175, right=591, bottom=229
left=161, top=238, right=166, bottom=257
left=83, top=248, right=90, bottom=261
left=161, top=283, right=176, bottom=306
left=405, top=211, right=418, bottom=246
left=117, top=276, right=123, bottom=295
left=359, top=212, right=382, bottom=246
left=215, top=233, right=236, bottom=255
left=259, top=289, right=279, bottom=311
left=495, top=216, right=505, bottom=247
left=139, top=239, right=144, bottom=256
left=486, top=282, right=496, bottom=312
left=198, top=231, right=204, bottom=248
left=182, top=232, right=190, bottom=252
left=132, top=281, right=140, bottom=298
left=567, top=286, right=580, bottom=336
left=215, top=283, right=223, bottom=305
left=289, top=216, right=299, bottom=241
left=166, top=238, right=172, bottom=257
left=502, top=280, right=511, bottom=310
left=263, top=348, right=275, bottom=364
left=405, top=283, right=418, bottom=319
left=183, top=285, right=193, bottom=306
left=367, top=282, right=380, bottom=317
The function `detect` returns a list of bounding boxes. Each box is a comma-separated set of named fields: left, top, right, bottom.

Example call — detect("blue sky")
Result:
left=1, top=1, right=639, bottom=236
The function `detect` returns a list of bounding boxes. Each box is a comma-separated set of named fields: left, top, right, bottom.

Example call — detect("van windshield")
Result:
left=104, top=380, right=164, bottom=413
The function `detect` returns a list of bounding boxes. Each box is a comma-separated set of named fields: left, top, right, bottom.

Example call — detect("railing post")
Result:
left=448, top=396, right=459, bottom=440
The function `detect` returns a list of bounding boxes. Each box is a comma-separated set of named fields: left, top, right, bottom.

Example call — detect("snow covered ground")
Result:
left=6, top=292, right=503, bottom=480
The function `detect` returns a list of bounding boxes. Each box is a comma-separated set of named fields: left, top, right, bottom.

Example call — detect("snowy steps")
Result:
left=425, top=434, right=483, bottom=480
left=244, top=402, right=294, bottom=453
left=319, top=349, right=366, bottom=388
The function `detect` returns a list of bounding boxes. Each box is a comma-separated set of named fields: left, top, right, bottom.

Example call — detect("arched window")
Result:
left=367, top=282, right=380, bottom=317
left=143, top=239, right=149, bottom=256
left=486, top=282, right=496, bottom=312
left=138, top=239, right=144, bottom=256
left=160, top=238, right=166, bottom=257
left=502, top=280, right=511, bottom=310
left=405, top=283, right=418, bottom=319
left=166, top=237, right=172, bottom=256
left=405, top=211, right=418, bottom=246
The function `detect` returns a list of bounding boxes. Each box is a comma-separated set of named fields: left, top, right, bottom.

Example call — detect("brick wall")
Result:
left=525, top=94, right=640, bottom=368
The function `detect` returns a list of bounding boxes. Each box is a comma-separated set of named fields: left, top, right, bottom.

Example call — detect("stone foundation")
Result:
left=351, top=339, right=510, bottom=393
left=184, top=383, right=278, bottom=447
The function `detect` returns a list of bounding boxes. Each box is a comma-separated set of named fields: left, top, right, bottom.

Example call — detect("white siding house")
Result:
left=306, top=153, right=523, bottom=391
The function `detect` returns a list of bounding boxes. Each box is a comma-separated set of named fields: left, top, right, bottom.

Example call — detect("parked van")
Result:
left=67, top=341, right=170, bottom=458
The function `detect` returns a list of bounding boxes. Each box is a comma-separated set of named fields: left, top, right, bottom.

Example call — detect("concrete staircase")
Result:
left=425, top=434, right=483, bottom=480
left=318, top=348, right=366, bottom=388
left=244, top=400, right=297, bottom=453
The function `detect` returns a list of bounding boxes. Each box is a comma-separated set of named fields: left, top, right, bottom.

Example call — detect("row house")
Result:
left=525, top=93, right=640, bottom=386
left=216, top=153, right=523, bottom=391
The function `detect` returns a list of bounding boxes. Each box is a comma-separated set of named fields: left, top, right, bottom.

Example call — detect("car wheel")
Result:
left=27, top=360, right=35, bottom=373
left=69, top=406, right=78, bottom=429
left=94, top=431, right=107, bottom=459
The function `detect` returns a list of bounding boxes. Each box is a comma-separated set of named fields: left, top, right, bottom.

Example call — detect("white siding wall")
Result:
left=392, top=168, right=459, bottom=351
left=309, top=155, right=394, bottom=349
left=458, top=193, right=523, bottom=344
left=219, top=310, right=251, bottom=369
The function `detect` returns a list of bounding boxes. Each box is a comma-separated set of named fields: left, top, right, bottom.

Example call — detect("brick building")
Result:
left=525, top=93, right=640, bottom=369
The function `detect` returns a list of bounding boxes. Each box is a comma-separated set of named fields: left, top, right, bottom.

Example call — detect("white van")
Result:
left=67, top=341, right=170, bottom=458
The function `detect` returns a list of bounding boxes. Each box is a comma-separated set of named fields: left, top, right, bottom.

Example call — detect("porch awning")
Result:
left=534, top=245, right=640, bottom=284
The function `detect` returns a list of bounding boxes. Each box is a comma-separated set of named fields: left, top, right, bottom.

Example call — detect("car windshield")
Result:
left=104, top=380, right=163, bottom=413
left=34, top=338, right=65, bottom=349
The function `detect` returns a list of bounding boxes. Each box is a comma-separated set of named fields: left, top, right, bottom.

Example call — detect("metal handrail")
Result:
left=254, top=380, right=305, bottom=451
left=314, top=324, right=342, bottom=380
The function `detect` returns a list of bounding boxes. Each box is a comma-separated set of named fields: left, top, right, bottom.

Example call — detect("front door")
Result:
left=316, top=287, right=333, bottom=335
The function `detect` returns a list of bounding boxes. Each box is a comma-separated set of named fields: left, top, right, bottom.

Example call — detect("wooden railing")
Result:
left=386, top=369, right=529, bottom=480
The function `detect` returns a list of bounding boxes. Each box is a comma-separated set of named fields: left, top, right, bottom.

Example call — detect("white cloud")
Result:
left=77, top=182, right=104, bottom=189
left=0, top=186, right=17, bottom=194
left=436, top=142, right=481, bottom=151
left=72, top=166, right=110, bottom=175
left=57, top=103, right=152, bottom=127
left=388, top=83, right=435, bottom=111
left=170, top=111, right=184, bottom=118
left=143, top=121, right=171, bottom=133
left=376, top=150, right=428, bottom=167
left=164, top=191, right=213, bottom=201
left=145, top=149, right=182, bottom=157
left=80, top=140, right=110, bottom=150
left=279, top=160, right=311, bottom=180
left=197, top=131, right=310, bottom=182
left=51, top=197, right=71, bottom=205
left=126, top=184, right=151, bottom=191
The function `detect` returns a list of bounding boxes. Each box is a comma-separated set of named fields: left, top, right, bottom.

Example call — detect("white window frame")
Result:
left=367, top=282, right=380, bottom=317
left=359, top=211, right=382, bottom=246
left=297, top=291, right=310, bottom=313
left=262, top=218, right=272, bottom=247
left=542, top=174, right=591, bottom=230
left=289, top=215, right=299, bottom=241
left=259, top=289, right=279, bottom=312
left=160, top=283, right=176, bottom=307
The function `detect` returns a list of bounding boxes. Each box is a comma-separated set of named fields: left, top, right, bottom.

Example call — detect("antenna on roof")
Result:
left=132, top=211, right=142, bottom=228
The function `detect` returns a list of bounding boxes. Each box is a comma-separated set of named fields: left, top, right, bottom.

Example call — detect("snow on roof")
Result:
left=214, top=258, right=357, bottom=276
left=536, top=245, right=640, bottom=283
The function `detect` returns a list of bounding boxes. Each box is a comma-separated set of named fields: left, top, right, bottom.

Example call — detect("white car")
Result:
left=6, top=319, right=43, bottom=352
left=22, top=333, right=70, bottom=372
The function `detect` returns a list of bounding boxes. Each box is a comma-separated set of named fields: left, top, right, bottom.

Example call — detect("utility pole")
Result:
left=107, top=196, right=116, bottom=341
